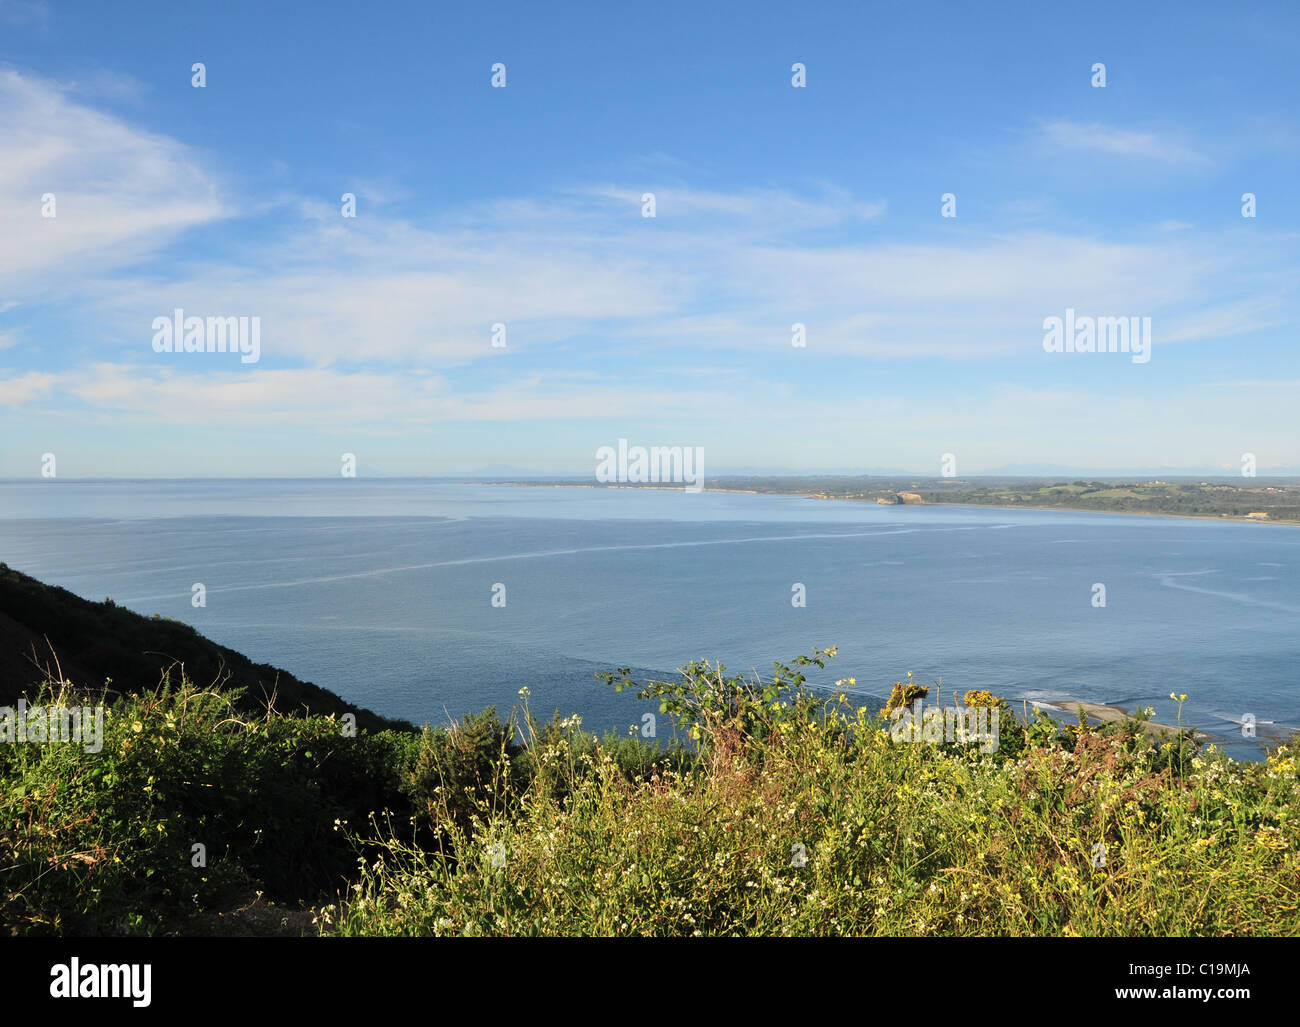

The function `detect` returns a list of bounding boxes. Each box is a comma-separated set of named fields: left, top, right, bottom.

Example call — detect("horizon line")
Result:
left=3, top=473, right=1298, bottom=483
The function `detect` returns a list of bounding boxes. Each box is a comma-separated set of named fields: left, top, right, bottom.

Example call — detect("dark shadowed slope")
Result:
left=0, top=562, right=412, bottom=733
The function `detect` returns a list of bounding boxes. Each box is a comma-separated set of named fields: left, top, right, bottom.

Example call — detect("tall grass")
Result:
left=0, top=677, right=417, bottom=935
left=329, top=655, right=1299, bottom=936
left=3, top=655, right=1296, bottom=936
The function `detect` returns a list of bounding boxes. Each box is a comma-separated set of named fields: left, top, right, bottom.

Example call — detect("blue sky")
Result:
left=1, top=0, right=1297, bottom=477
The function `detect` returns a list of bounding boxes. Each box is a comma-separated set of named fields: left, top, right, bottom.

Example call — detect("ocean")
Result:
left=1, top=479, right=1296, bottom=760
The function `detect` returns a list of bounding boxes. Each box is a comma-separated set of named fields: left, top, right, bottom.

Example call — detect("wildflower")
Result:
left=1256, top=830, right=1288, bottom=852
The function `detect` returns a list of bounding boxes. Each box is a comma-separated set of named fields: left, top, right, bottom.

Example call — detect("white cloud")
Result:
left=1, top=73, right=1281, bottom=377
left=16, top=363, right=746, bottom=428
left=0, top=70, right=226, bottom=293
left=2, top=71, right=1297, bottom=478
left=579, top=183, right=886, bottom=227
left=0, top=369, right=55, bottom=404
left=80, top=199, right=1287, bottom=369
left=1035, top=120, right=1209, bottom=166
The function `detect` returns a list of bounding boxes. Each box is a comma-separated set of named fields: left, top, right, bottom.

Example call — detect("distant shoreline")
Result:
left=476, top=480, right=1300, bottom=527
left=896, top=499, right=1299, bottom=526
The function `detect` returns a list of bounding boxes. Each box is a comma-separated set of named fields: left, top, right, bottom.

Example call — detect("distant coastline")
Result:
left=478, top=479, right=1300, bottom=527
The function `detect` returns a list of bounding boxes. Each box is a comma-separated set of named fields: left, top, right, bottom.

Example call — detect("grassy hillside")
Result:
left=0, top=561, right=409, bottom=733
left=331, top=657, right=1300, bottom=936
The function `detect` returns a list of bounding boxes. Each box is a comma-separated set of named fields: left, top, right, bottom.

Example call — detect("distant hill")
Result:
left=0, top=562, right=411, bottom=733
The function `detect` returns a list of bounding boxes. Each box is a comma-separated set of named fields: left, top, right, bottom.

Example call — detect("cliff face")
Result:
left=0, top=562, right=411, bottom=733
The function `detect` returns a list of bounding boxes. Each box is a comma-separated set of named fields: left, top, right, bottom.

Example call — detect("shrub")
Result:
left=0, top=677, right=418, bottom=935
left=330, top=654, right=1300, bottom=937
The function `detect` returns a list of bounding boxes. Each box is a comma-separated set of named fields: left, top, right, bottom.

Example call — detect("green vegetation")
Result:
left=331, top=656, right=1298, bottom=936
left=0, top=676, right=675, bottom=935
left=709, top=475, right=1300, bottom=522
left=0, top=677, right=419, bottom=935
left=9, top=644, right=1294, bottom=936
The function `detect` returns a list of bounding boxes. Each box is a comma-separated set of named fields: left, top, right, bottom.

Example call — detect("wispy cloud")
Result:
left=69, top=194, right=1291, bottom=371
left=0, top=70, right=226, bottom=292
left=1035, top=120, right=1210, bottom=166
left=25, top=364, right=747, bottom=429
left=579, top=184, right=886, bottom=227
left=0, top=369, right=55, bottom=404
left=2, top=66, right=1298, bottom=475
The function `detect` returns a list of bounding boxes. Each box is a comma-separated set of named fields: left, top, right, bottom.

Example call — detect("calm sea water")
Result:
left=1, top=479, right=1296, bottom=760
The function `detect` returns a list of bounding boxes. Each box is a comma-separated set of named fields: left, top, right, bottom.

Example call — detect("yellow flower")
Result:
left=1256, top=830, right=1288, bottom=852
